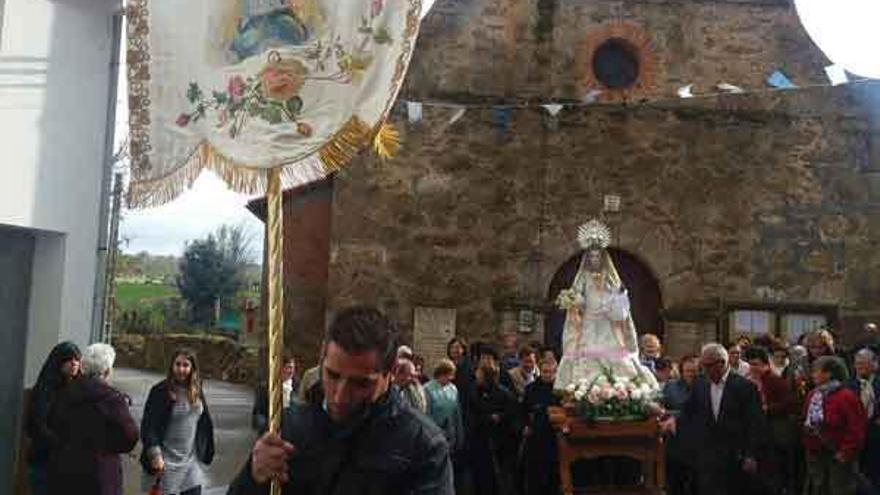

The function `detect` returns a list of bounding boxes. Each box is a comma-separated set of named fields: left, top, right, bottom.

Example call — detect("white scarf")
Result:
left=859, top=376, right=876, bottom=418
left=805, top=380, right=842, bottom=430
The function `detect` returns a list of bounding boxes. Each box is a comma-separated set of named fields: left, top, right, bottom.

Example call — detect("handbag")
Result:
left=148, top=476, right=162, bottom=495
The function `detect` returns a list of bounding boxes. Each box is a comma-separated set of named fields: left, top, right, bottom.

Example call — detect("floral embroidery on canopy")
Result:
left=126, top=0, right=422, bottom=207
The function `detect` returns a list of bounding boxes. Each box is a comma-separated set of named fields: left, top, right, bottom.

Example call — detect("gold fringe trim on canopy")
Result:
left=373, top=122, right=401, bottom=161
left=126, top=115, right=400, bottom=208
left=318, top=116, right=373, bottom=172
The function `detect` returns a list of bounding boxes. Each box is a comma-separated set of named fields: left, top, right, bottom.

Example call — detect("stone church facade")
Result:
left=253, top=0, right=880, bottom=367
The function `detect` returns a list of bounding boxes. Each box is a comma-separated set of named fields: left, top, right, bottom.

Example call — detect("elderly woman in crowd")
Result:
left=803, top=356, right=866, bottom=495
left=467, top=345, right=520, bottom=495
left=140, top=350, right=215, bottom=495
left=424, top=357, right=467, bottom=495
left=745, top=346, right=800, bottom=495
left=425, top=359, right=463, bottom=449
left=47, top=344, right=138, bottom=495
left=395, top=358, right=428, bottom=414
left=848, top=348, right=880, bottom=493
left=26, top=342, right=82, bottom=495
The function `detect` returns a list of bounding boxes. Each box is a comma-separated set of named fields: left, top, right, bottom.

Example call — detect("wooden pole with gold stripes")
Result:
left=266, top=167, right=284, bottom=495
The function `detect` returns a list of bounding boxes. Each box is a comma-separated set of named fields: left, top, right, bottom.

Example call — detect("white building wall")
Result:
left=0, top=0, right=120, bottom=384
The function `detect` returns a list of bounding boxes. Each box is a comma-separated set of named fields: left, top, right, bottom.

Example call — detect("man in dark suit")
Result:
left=666, top=343, right=768, bottom=495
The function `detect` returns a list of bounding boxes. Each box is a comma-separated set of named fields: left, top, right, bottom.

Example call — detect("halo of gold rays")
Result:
left=579, top=20, right=662, bottom=103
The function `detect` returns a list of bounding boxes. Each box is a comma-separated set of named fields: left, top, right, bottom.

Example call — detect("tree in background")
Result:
left=177, top=224, right=253, bottom=325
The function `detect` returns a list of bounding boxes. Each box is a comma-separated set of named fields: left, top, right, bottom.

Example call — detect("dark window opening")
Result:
left=592, top=38, right=640, bottom=90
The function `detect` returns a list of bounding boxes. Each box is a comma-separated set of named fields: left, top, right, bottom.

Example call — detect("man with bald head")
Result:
left=669, top=343, right=767, bottom=495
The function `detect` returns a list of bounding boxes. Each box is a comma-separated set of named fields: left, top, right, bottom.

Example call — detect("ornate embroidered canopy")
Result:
left=127, top=0, right=422, bottom=206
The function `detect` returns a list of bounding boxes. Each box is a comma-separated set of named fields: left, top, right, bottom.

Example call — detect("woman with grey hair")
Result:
left=802, top=356, right=866, bottom=495
left=46, top=343, right=139, bottom=495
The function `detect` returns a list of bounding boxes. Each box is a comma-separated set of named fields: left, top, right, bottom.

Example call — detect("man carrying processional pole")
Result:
left=124, top=1, right=448, bottom=493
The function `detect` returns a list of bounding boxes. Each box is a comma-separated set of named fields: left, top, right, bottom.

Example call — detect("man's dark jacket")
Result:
left=227, top=384, right=453, bottom=495
left=677, top=372, right=768, bottom=495
left=252, top=380, right=298, bottom=433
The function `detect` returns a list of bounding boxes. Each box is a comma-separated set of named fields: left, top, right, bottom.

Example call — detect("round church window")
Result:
left=592, top=38, right=640, bottom=89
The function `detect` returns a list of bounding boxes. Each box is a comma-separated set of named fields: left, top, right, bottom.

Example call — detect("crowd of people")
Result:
left=21, top=342, right=214, bottom=495
left=17, top=308, right=880, bottom=495
left=652, top=328, right=880, bottom=495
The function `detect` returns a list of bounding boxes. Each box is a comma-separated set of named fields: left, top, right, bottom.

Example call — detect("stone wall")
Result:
left=256, top=0, right=879, bottom=364
left=113, top=334, right=258, bottom=384
left=327, top=83, right=880, bottom=357
left=407, top=0, right=828, bottom=102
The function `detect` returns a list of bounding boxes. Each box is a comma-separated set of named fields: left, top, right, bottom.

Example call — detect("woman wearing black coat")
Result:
left=26, top=342, right=81, bottom=495
left=466, top=347, right=521, bottom=495
left=140, top=350, right=214, bottom=495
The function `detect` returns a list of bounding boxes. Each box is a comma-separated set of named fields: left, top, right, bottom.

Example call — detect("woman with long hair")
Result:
left=140, top=350, right=215, bottom=495
left=26, top=341, right=81, bottom=495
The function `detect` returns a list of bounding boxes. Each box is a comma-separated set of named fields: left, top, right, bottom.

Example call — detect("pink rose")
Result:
left=260, top=59, right=308, bottom=102
left=227, top=75, right=246, bottom=101
left=176, top=113, right=191, bottom=127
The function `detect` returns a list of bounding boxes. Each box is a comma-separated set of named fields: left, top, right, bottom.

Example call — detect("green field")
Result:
left=115, top=282, right=178, bottom=309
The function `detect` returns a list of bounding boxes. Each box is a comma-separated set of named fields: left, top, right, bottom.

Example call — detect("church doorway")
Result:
left=545, top=248, right=663, bottom=356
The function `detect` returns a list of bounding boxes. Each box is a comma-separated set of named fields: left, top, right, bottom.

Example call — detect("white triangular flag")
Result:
left=420, top=0, right=436, bottom=20
left=583, top=89, right=602, bottom=103
left=677, top=84, right=693, bottom=98
left=717, top=82, right=745, bottom=94
left=406, top=101, right=423, bottom=123
left=542, top=104, right=564, bottom=117
left=448, top=107, right=466, bottom=125
left=825, top=65, right=849, bottom=86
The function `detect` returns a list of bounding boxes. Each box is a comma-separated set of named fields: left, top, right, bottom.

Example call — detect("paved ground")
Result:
left=113, top=368, right=257, bottom=495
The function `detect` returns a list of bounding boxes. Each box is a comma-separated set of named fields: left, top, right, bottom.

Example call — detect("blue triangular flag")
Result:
left=767, top=70, right=797, bottom=89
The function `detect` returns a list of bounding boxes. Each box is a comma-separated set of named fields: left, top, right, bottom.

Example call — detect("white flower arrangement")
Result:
left=568, top=363, right=660, bottom=421
left=556, top=288, right=584, bottom=311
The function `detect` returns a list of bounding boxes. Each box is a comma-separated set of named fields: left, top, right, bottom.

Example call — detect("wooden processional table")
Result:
left=548, top=406, right=666, bottom=495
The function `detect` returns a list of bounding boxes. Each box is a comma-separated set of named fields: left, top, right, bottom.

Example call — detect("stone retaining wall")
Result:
left=113, top=334, right=258, bottom=384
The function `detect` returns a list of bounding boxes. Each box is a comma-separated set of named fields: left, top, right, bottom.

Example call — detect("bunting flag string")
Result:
left=398, top=77, right=875, bottom=117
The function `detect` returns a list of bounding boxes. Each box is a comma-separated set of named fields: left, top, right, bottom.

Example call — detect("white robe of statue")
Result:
left=555, top=250, right=659, bottom=391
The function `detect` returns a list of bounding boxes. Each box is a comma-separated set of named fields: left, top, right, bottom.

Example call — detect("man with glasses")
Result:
left=664, top=343, right=767, bottom=495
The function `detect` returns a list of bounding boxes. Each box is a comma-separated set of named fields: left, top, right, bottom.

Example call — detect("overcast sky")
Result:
left=120, top=171, right=264, bottom=261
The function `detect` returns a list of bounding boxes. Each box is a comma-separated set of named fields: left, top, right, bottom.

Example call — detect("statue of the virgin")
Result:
left=554, top=219, right=658, bottom=392
left=230, top=0, right=310, bottom=62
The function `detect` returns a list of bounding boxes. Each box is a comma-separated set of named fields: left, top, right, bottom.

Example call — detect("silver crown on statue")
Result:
left=577, top=219, right=612, bottom=250
left=245, top=0, right=289, bottom=17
